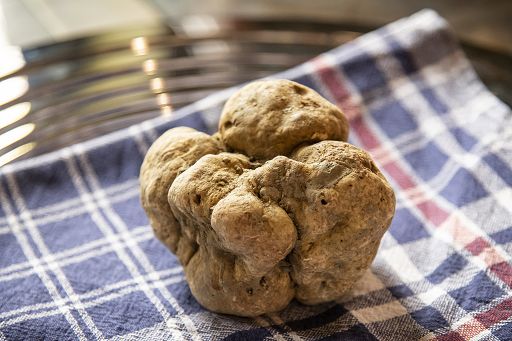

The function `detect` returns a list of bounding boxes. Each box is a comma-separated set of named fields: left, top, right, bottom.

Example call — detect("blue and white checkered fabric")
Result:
left=1, top=10, right=512, bottom=340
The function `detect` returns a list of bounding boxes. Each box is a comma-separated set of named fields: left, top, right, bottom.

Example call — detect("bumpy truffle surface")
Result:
left=219, top=80, right=349, bottom=160
left=140, top=79, right=395, bottom=316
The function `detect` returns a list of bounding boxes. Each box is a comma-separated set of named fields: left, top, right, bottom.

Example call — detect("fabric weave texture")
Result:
left=1, top=10, right=511, bottom=340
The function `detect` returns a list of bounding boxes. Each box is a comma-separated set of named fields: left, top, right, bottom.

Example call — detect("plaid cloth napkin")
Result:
left=1, top=9, right=512, bottom=340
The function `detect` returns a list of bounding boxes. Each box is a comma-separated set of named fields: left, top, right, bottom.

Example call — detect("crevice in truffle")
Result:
left=293, top=84, right=307, bottom=95
left=259, top=276, right=268, bottom=289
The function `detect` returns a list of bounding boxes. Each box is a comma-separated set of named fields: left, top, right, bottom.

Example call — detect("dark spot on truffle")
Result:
left=293, top=84, right=307, bottom=95
left=321, top=199, right=328, bottom=205
left=224, top=121, right=233, bottom=129
left=246, top=288, right=253, bottom=295
left=194, top=194, right=202, bottom=204
left=260, top=277, right=268, bottom=289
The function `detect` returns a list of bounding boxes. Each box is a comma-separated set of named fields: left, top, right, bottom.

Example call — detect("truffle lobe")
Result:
left=219, top=79, right=349, bottom=160
left=139, top=127, right=223, bottom=253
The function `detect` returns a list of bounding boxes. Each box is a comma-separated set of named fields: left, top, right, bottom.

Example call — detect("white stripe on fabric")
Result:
left=77, top=139, right=200, bottom=340
left=351, top=300, right=408, bottom=325
left=0, top=226, right=153, bottom=283
left=128, top=125, right=150, bottom=156
left=416, top=287, right=447, bottom=306
left=106, top=320, right=176, bottom=341
left=73, top=141, right=202, bottom=341
left=0, top=179, right=139, bottom=234
left=5, top=172, right=104, bottom=339
left=0, top=184, right=87, bottom=340
left=496, top=189, right=512, bottom=215
left=139, top=120, right=159, bottom=144
left=61, top=147, right=185, bottom=341
left=0, top=274, right=184, bottom=329
left=380, top=246, right=425, bottom=283
left=0, top=267, right=182, bottom=321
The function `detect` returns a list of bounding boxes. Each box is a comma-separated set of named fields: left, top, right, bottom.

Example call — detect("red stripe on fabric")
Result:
left=475, top=296, right=512, bottom=327
left=313, top=56, right=423, bottom=194
left=436, top=331, right=466, bottom=341
left=311, top=58, right=360, bottom=120
left=489, top=262, right=512, bottom=288
left=416, top=201, right=449, bottom=226
left=443, top=214, right=477, bottom=246
left=351, top=116, right=380, bottom=150
left=437, top=298, right=512, bottom=340
left=313, top=57, right=512, bottom=336
left=313, top=55, right=452, bottom=228
left=440, top=298, right=512, bottom=340
left=380, top=161, right=416, bottom=190
left=456, top=321, right=487, bottom=340
left=465, top=237, right=489, bottom=256
left=481, top=247, right=505, bottom=268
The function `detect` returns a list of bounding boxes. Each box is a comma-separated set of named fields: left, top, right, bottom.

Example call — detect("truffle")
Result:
left=140, top=79, right=395, bottom=316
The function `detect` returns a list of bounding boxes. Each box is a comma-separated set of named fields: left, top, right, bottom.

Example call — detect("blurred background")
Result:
left=0, top=0, right=510, bottom=166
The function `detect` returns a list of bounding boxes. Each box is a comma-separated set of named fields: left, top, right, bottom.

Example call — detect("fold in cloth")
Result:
left=1, top=9, right=511, bottom=340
